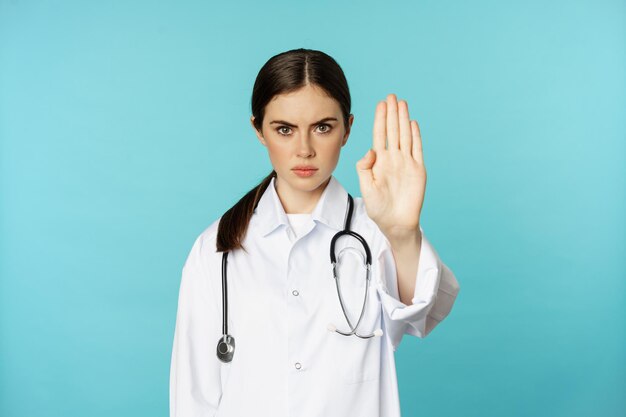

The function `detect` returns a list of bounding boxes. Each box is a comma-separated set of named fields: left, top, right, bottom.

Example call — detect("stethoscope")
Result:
left=216, top=193, right=382, bottom=363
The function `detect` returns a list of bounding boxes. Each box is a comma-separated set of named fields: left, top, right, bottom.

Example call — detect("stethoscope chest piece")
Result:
left=217, top=251, right=235, bottom=363
left=216, top=334, right=235, bottom=363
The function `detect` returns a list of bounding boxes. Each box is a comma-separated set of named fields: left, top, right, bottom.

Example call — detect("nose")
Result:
left=296, top=133, right=315, bottom=157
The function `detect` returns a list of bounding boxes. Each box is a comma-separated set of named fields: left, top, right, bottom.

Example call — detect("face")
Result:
left=250, top=84, right=354, bottom=199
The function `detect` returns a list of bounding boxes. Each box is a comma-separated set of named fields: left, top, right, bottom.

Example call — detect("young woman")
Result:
left=170, top=48, right=460, bottom=417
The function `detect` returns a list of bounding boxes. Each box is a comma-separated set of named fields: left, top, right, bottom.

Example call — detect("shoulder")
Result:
left=197, top=217, right=222, bottom=249
left=183, top=216, right=224, bottom=272
left=177, top=218, right=224, bottom=308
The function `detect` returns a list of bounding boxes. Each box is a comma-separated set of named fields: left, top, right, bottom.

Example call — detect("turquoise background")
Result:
left=1, top=0, right=624, bottom=416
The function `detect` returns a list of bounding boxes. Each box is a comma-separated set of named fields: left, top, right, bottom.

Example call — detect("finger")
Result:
left=398, top=100, right=412, bottom=155
left=411, top=119, right=424, bottom=164
left=373, top=101, right=386, bottom=152
left=356, top=149, right=375, bottom=196
left=386, top=94, right=400, bottom=150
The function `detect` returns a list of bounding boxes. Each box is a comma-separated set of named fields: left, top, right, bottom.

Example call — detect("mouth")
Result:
left=292, top=166, right=318, bottom=177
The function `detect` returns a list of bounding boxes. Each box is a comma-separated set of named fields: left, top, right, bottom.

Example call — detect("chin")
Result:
left=282, top=172, right=331, bottom=192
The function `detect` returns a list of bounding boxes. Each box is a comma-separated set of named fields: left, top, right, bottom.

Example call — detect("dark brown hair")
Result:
left=216, top=48, right=352, bottom=253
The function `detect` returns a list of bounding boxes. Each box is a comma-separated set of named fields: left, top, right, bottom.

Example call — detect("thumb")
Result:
left=356, top=148, right=375, bottom=194
left=356, top=148, right=375, bottom=169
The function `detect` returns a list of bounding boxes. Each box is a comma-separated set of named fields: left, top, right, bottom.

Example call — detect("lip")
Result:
left=292, top=166, right=318, bottom=177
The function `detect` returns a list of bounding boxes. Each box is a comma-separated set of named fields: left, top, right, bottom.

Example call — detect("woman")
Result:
left=170, top=48, right=460, bottom=417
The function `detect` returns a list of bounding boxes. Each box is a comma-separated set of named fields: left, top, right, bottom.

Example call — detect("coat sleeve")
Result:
left=374, top=225, right=460, bottom=350
left=170, top=233, right=223, bottom=416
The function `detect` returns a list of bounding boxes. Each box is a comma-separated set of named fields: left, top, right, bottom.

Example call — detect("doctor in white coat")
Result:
left=170, top=48, right=460, bottom=417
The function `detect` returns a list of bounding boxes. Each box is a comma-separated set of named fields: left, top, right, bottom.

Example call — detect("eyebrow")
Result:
left=269, top=117, right=338, bottom=128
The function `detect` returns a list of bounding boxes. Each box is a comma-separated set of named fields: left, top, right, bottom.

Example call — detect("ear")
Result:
left=250, top=116, right=267, bottom=146
left=341, top=114, right=354, bottom=147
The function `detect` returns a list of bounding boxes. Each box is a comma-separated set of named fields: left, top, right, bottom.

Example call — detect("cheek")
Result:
left=321, top=142, right=343, bottom=161
left=265, top=144, right=290, bottom=165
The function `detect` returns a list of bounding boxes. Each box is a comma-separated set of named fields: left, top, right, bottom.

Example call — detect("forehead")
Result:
left=264, top=85, right=342, bottom=122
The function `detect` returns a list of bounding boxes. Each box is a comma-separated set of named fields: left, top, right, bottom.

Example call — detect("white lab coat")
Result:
left=170, top=175, right=459, bottom=417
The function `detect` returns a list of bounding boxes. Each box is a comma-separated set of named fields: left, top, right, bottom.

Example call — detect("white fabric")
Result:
left=286, top=213, right=313, bottom=241
left=169, top=175, right=460, bottom=417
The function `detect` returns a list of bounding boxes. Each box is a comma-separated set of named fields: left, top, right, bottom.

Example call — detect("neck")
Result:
left=274, top=176, right=331, bottom=214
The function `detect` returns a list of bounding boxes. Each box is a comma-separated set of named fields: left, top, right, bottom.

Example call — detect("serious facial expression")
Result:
left=251, top=84, right=354, bottom=196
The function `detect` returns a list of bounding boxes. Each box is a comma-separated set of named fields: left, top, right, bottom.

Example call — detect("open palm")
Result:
left=355, top=94, right=427, bottom=238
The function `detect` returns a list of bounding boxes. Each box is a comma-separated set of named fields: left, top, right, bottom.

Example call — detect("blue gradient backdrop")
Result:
left=1, top=1, right=624, bottom=416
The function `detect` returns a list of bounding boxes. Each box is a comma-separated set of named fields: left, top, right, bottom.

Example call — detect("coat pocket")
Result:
left=330, top=322, right=382, bottom=384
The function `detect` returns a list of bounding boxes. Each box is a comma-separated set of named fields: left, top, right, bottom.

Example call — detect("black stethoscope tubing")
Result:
left=216, top=193, right=374, bottom=363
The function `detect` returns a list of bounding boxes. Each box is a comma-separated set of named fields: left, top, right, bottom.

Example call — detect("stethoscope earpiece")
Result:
left=327, top=323, right=383, bottom=338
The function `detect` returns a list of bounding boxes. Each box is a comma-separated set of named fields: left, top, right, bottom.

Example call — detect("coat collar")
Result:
left=253, top=175, right=349, bottom=237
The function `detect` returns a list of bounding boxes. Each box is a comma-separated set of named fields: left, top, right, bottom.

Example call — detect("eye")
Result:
left=317, top=123, right=332, bottom=134
left=277, top=126, right=292, bottom=136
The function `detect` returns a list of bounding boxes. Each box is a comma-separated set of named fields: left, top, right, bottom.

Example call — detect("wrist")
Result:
left=382, top=225, right=421, bottom=247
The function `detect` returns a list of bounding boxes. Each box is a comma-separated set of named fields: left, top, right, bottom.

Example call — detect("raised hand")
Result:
left=355, top=94, right=427, bottom=240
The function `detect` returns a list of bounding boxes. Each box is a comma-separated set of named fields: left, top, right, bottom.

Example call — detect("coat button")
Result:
left=292, top=290, right=299, bottom=296
left=294, top=362, right=302, bottom=370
